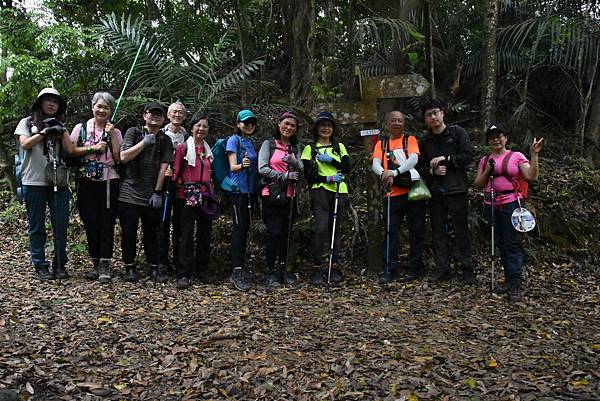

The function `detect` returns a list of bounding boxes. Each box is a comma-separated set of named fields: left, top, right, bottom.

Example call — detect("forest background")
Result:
left=0, top=1, right=599, bottom=400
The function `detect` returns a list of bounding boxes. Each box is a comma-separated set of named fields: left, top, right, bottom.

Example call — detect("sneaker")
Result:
left=266, top=274, right=283, bottom=290
left=97, top=259, right=111, bottom=284
left=177, top=276, right=190, bottom=289
left=35, top=265, right=52, bottom=281
left=429, top=269, right=451, bottom=284
left=379, top=270, right=395, bottom=285
left=229, top=268, right=250, bottom=291
left=280, top=264, right=295, bottom=285
left=494, top=280, right=511, bottom=294
left=149, top=265, right=168, bottom=283
left=85, top=258, right=99, bottom=280
left=124, top=264, right=139, bottom=283
left=52, top=266, right=69, bottom=280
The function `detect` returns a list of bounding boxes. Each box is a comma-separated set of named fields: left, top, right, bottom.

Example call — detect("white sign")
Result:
left=360, top=129, right=381, bottom=137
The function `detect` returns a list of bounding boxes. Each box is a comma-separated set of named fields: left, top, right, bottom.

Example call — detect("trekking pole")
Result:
left=156, top=187, right=170, bottom=284
left=51, top=136, right=62, bottom=286
left=489, top=158, right=496, bottom=292
left=384, top=184, right=391, bottom=282
left=327, top=178, right=341, bottom=285
left=284, top=145, right=295, bottom=272
left=112, top=38, right=146, bottom=121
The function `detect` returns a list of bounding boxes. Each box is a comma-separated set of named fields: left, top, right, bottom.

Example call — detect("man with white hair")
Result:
left=161, top=101, right=189, bottom=274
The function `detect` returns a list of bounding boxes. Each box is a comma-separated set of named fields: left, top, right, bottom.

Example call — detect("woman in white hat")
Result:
left=14, top=88, right=75, bottom=281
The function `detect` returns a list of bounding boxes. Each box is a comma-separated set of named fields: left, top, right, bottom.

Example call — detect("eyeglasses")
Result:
left=424, top=109, right=442, bottom=118
left=146, top=110, right=165, bottom=117
left=241, top=119, right=257, bottom=126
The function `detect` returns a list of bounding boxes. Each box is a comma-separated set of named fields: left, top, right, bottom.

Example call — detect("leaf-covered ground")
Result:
left=1, top=231, right=598, bottom=400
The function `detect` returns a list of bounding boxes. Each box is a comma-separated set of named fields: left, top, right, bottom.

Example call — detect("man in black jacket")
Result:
left=418, top=100, right=475, bottom=284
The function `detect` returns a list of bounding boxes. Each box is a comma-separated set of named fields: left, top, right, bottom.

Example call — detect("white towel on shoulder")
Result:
left=184, top=137, right=214, bottom=167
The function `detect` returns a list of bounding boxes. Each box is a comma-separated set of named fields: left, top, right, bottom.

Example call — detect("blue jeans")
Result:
left=484, top=200, right=524, bottom=279
left=23, top=185, right=70, bottom=268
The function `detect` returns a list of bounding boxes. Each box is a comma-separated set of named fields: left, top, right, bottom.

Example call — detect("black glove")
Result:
left=42, top=118, right=65, bottom=136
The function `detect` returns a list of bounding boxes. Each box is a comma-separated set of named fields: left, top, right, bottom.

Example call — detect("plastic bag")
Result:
left=408, top=179, right=431, bottom=201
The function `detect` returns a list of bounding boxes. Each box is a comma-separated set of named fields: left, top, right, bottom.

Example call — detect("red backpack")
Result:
left=483, top=151, right=528, bottom=198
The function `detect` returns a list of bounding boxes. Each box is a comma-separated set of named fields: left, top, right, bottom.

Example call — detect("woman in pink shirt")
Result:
left=172, top=115, right=215, bottom=289
left=474, top=123, right=543, bottom=302
left=258, top=112, right=304, bottom=290
left=69, top=92, right=122, bottom=283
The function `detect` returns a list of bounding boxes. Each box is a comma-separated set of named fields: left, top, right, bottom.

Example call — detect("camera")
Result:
left=81, top=160, right=104, bottom=179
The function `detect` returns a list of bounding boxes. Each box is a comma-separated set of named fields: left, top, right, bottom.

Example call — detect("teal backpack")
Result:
left=211, top=135, right=243, bottom=192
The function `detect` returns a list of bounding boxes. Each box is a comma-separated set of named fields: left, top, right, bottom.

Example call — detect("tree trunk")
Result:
left=232, top=0, right=247, bottom=104
left=0, top=124, right=17, bottom=195
left=423, top=0, right=435, bottom=98
left=280, top=0, right=315, bottom=105
left=480, top=0, right=498, bottom=142
left=584, top=77, right=600, bottom=167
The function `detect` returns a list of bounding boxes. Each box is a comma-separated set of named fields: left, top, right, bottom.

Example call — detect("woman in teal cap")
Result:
left=227, top=109, right=258, bottom=291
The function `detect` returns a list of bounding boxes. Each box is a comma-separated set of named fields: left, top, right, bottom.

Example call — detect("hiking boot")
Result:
left=328, top=268, right=343, bottom=285
left=429, top=269, right=451, bottom=284
left=508, top=277, right=523, bottom=302
left=85, top=258, right=99, bottom=280
left=34, top=265, right=52, bottom=281
left=401, top=267, right=423, bottom=283
left=97, top=258, right=111, bottom=284
left=149, top=264, right=168, bottom=283
left=124, top=264, right=138, bottom=283
left=230, top=268, right=250, bottom=291
left=461, top=267, right=477, bottom=285
left=52, top=265, right=69, bottom=280
left=280, top=263, right=295, bottom=285
left=310, top=267, right=324, bottom=286
left=177, top=276, right=190, bottom=289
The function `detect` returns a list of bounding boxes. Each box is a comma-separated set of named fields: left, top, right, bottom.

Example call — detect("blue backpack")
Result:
left=211, top=135, right=243, bottom=192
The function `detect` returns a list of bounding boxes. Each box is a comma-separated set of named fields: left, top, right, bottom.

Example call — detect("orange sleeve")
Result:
left=372, top=140, right=383, bottom=160
left=406, top=135, right=420, bottom=157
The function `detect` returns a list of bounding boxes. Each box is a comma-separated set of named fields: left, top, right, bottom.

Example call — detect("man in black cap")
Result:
left=118, top=102, right=174, bottom=282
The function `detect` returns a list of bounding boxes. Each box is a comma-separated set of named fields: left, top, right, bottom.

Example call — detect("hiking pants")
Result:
left=310, top=187, right=348, bottom=266
left=118, top=201, right=160, bottom=265
left=261, top=196, right=295, bottom=273
left=382, top=194, right=426, bottom=272
left=484, top=200, right=524, bottom=279
left=160, top=180, right=182, bottom=268
left=229, top=193, right=251, bottom=268
left=178, top=199, right=212, bottom=278
left=77, top=179, right=119, bottom=259
left=428, top=193, right=473, bottom=272
left=23, top=185, right=70, bottom=269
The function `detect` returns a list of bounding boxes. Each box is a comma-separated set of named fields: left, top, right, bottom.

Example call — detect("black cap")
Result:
left=486, top=123, right=507, bottom=138
left=144, top=101, right=166, bottom=114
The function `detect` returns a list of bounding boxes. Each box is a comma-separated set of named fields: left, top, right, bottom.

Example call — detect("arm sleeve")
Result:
left=330, top=143, right=350, bottom=173
left=258, top=140, right=286, bottom=181
left=372, top=158, right=384, bottom=176
left=396, top=153, right=418, bottom=174
left=294, top=147, right=304, bottom=173
left=447, top=127, right=473, bottom=168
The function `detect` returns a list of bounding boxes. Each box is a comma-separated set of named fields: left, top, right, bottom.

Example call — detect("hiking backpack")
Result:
left=14, top=141, right=25, bottom=202
left=483, top=151, right=529, bottom=198
left=210, top=135, right=244, bottom=192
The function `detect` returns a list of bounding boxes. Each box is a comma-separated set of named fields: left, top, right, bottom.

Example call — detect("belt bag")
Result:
left=183, top=183, right=206, bottom=207
left=268, top=180, right=288, bottom=206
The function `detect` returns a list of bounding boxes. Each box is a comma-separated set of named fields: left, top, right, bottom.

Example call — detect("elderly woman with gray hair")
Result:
left=69, top=91, right=123, bottom=283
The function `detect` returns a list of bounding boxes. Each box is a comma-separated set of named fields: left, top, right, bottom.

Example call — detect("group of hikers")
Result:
left=14, top=88, right=543, bottom=302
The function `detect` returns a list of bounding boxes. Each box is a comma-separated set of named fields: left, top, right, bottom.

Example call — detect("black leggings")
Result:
left=118, top=201, right=160, bottom=265
left=229, top=194, right=252, bottom=268
left=261, top=196, right=294, bottom=273
left=178, top=199, right=212, bottom=278
left=77, top=179, right=119, bottom=259
left=310, top=187, right=348, bottom=266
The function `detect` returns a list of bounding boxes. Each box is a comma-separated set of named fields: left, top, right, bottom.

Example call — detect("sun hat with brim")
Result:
left=144, top=101, right=166, bottom=114
left=237, top=109, right=256, bottom=122
left=32, top=88, right=67, bottom=116
left=486, top=122, right=508, bottom=139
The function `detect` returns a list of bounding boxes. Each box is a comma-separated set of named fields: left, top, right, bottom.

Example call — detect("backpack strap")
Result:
left=500, top=151, right=514, bottom=178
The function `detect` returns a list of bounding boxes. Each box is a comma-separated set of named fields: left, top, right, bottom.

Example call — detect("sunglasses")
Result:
left=241, top=119, right=257, bottom=126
